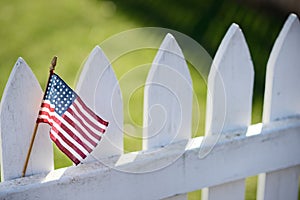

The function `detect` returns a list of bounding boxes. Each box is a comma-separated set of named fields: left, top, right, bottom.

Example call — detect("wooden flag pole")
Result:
left=22, top=56, right=57, bottom=177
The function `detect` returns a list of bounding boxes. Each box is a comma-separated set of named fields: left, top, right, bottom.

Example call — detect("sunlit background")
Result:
left=0, top=0, right=299, bottom=199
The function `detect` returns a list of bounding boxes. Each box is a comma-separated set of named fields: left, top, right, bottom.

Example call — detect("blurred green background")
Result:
left=0, top=0, right=298, bottom=199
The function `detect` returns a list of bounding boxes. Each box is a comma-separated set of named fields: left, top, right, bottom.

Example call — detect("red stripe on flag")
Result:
left=52, top=116, right=93, bottom=152
left=67, top=108, right=102, bottom=140
left=77, top=97, right=109, bottom=126
left=72, top=100, right=103, bottom=132
left=62, top=113, right=98, bottom=147
left=36, top=118, right=51, bottom=124
left=50, top=131, right=81, bottom=165
left=40, top=102, right=55, bottom=112
left=72, top=100, right=106, bottom=134
left=37, top=111, right=53, bottom=125
left=36, top=118, right=52, bottom=126
left=51, top=125, right=87, bottom=159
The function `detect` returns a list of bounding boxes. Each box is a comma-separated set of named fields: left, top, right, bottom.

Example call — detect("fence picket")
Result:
left=262, top=13, right=300, bottom=122
left=143, top=33, right=192, bottom=150
left=0, top=58, right=53, bottom=181
left=143, top=33, right=192, bottom=200
left=202, top=179, right=245, bottom=200
left=202, top=24, right=254, bottom=200
left=76, top=46, right=123, bottom=162
left=257, top=13, right=300, bottom=200
left=257, top=166, right=300, bottom=200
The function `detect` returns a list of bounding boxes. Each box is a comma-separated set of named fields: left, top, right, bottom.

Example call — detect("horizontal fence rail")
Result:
left=0, top=118, right=299, bottom=199
left=0, top=13, right=299, bottom=200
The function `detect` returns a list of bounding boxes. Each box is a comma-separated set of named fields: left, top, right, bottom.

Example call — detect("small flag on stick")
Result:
left=37, top=73, right=109, bottom=165
left=22, top=57, right=108, bottom=177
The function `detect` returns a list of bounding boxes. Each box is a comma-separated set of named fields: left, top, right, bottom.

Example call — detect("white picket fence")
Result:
left=0, top=13, right=299, bottom=200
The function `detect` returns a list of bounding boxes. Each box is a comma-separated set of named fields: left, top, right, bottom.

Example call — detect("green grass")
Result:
left=0, top=0, right=139, bottom=96
left=0, top=0, right=297, bottom=199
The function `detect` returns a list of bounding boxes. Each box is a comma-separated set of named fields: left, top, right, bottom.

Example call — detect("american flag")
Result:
left=37, top=73, right=109, bottom=165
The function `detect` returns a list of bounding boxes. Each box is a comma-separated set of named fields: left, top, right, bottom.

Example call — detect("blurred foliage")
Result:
left=111, top=0, right=289, bottom=125
left=112, top=0, right=287, bottom=96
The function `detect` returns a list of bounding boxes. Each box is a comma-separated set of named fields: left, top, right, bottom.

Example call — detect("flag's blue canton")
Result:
left=45, top=74, right=77, bottom=116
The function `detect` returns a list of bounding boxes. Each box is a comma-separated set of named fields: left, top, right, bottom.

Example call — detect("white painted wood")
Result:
left=205, top=23, right=254, bottom=136
left=0, top=118, right=299, bottom=200
left=263, top=13, right=300, bottom=123
left=143, top=33, right=191, bottom=199
left=0, top=58, right=53, bottom=181
left=202, top=23, right=254, bottom=200
left=258, top=13, right=300, bottom=200
left=202, top=179, right=245, bottom=200
left=76, top=46, right=123, bottom=163
left=143, top=33, right=192, bottom=150
left=257, top=166, right=300, bottom=200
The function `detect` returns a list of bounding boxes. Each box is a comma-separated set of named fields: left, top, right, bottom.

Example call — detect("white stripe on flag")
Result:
left=38, top=114, right=53, bottom=124
left=55, top=111, right=98, bottom=149
left=69, top=104, right=103, bottom=136
left=50, top=129, right=84, bottom=162
left=53, top=114, right=89, bottom=155
left=64, top=110, right=99, bottom=143
left=74, top=100, right=107, bottom=130
left=39, top=105, right=94, bottom=160
left=42, top=100, right=54, bottom=107
left=39, top=107, right=54, bottom=116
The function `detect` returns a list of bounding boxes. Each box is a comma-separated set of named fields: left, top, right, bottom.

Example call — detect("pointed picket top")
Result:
left=0, top=58, right=53, bottom=181
left=76, top=46, right=123, bottom=162
left=205, top=23, right=254, bottom=136
left=263, top=13, right=300, bottom=123
left=201, top=23, right=254, bottom=200
left=143, top=33, right=193, bottom=150
left=258, top=14, right=300, bottom=200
